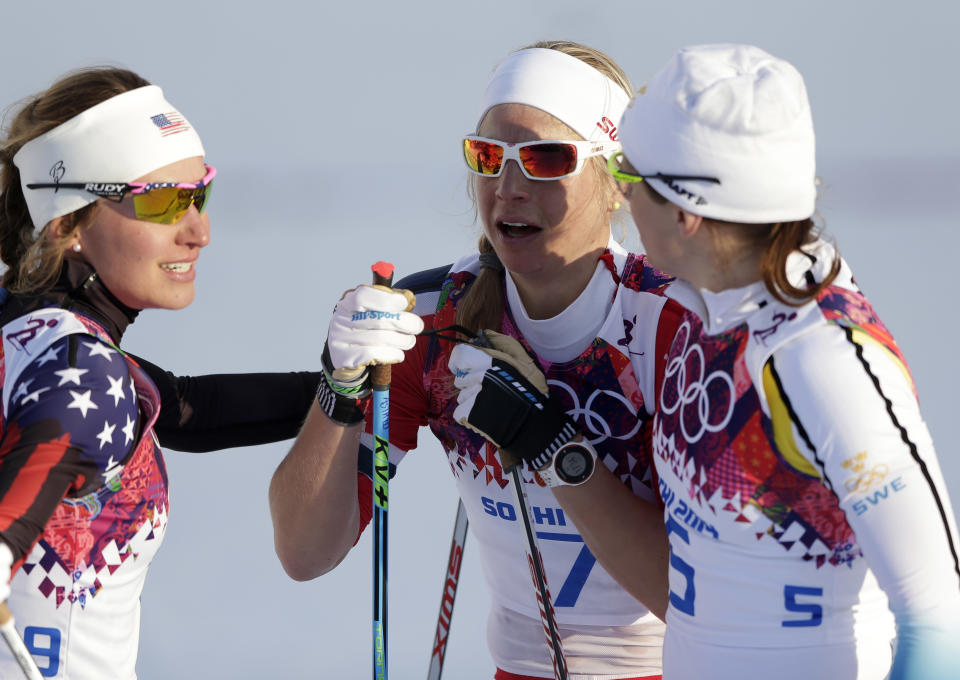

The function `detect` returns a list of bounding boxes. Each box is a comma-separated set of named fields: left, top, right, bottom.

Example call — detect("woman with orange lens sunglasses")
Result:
left=271, top=41, right=676, bottom=680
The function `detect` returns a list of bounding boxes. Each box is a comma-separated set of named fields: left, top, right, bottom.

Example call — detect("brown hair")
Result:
left=643, top=183, right=840, bottom=305
left=713, top=218, right=840, bottom=306
left=0, top=67, right=151, bottom=294
left=456, top=40, right=633, bottom=334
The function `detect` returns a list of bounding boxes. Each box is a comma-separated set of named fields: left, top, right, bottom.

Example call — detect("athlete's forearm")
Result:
left=269, top=403, right=363, bottom=580
left=552, top=465, right=669, bottom=620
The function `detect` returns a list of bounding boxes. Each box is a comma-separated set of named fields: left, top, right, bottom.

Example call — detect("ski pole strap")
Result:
left=418, top=324, right=481, bottom=345
left=316, top=372, right=369, bottom=426
left=316, top=343, right=370, bottom=426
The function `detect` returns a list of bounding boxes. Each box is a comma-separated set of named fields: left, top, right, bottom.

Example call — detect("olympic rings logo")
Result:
left=660, top=321, right=735, bottom=444
left=548, top=379, right=642, bottom=446
left=844, top=464, right=889, bottom=494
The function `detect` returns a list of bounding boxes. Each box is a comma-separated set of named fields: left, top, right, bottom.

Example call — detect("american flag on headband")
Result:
left=150, top=111, right=190, bottom=137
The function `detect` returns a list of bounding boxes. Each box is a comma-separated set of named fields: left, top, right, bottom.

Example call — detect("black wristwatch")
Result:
left=538, top=440, right=597, bottom=487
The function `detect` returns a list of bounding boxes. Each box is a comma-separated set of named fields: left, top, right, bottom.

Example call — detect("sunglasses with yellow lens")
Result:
left=27, top=164, right=217, bottom=225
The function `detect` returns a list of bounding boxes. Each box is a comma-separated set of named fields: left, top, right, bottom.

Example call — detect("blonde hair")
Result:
left=0, top=67, right=150, bottom=293
left=457, top=40, right=632, bottom=334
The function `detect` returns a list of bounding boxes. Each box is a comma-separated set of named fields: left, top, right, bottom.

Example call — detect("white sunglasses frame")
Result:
left=462, top=135, right=621, bottom=181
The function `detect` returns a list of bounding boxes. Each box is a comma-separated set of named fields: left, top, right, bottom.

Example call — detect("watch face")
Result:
left=555, top=444, right=594, bottom=484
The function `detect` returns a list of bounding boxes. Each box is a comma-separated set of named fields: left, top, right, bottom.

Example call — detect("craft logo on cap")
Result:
left=660, top=177, right=709, bottom=206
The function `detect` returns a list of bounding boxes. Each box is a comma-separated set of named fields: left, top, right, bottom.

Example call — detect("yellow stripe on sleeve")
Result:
left=849, top=327, right=915, bottom=396
left=762, top=363, right=821, bottom=479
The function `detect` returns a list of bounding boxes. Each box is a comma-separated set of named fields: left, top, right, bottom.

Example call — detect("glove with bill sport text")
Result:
left=318, top=284, right=423, bottom=426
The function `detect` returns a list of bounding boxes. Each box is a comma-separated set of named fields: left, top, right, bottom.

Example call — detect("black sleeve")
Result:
left=129, top=354, right=322, bottom=453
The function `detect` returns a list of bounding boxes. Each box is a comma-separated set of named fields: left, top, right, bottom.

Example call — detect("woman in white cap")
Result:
left=271, top=41, right=677, bottom=679
left=454, top=44, right=960, bottom=679
left=0, top=67, right=214, bottom=679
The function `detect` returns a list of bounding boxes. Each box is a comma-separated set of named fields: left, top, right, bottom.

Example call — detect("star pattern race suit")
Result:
left=651, top=240, right=960, bottom=679
left=0, top=306, right=166, bottom=680
left=355, top=243, right=681, bottom=679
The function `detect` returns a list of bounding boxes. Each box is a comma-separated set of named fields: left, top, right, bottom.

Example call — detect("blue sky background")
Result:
left=2, top=1, right=958, bottom=677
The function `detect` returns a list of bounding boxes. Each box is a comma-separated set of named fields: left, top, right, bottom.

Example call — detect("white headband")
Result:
left=477, top=48, right=629, bottom=152
left=619, top=44, right=816, bottom=223
left=14, top=85, right=205, bottom=232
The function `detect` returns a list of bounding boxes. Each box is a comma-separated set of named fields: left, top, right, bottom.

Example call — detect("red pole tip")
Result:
left=371, top=261, right=395, bottom=278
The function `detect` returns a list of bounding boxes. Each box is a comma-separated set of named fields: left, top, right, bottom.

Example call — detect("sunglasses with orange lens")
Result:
left=463, top=136, right=619, bottom=181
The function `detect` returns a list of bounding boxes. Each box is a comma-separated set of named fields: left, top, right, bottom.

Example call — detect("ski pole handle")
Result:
left=371, top=261, right=394, bottom=289
left=0, top=602, right=42, bottom=680
left=370, top=261, right=395, bottom=389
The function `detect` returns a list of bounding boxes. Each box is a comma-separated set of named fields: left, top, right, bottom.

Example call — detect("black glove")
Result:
left=449, top=331, right=578, bottom=471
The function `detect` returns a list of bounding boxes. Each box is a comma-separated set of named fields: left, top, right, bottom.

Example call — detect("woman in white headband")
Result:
left=0, top=69, right=325, bottom=679
left=452, top=44, right=960, bottom=679
left=0, top=68, right=217, bottom=679
left=271, top=41, right=677, bottom=679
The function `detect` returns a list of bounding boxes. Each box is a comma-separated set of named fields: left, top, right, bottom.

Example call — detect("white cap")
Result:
left=477, top=47, right=629, bottom=152
left=14, top=85, right=205, bottom=233
left=620, top=44, right=816, bottom=223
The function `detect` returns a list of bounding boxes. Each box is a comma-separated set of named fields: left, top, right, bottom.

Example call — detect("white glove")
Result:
left=0, top=543, right=12, bottom=605
left=327, top=284, right=423, bottom=375
left=317, top=284, right=423, bottom=426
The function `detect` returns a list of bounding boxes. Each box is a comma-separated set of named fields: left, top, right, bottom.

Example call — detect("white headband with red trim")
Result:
left=477, top=48, right=628, bottom=153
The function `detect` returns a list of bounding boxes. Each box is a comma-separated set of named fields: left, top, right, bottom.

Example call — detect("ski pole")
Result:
left=426, top=500, right=469, bottom=680
left=465, top=332, right=568, bottom=678
left=509, top=465, right=569, bottom=680
left=371, top=261, right=394, bottom=680
left=0, top=603, right=42, bottom=679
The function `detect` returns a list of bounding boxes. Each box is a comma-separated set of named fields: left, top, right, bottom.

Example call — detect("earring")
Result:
left=612, top=201, right=622, bottom=211
left=72, top=243, right=82, bottom=253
